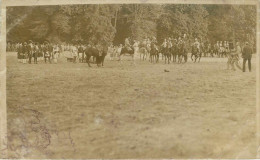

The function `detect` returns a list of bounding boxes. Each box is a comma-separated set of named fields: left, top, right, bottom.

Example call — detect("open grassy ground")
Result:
left=6, top=52, right=256, bottom=159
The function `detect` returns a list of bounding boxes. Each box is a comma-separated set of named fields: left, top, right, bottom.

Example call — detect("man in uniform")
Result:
left=78, top=44, right=84, bottom=63
left=43, top=42, right=51, bottom=63
left=22, top=42, right=29, bottom=64
left=227, top=42, right=242, bottom=71
left=193, top=38, right=200, bottom=52
left=242, top=42, right=253, bottom=72
left=162, top=39, right=167, bottom=48
left=27, top=40, right=34, bottom=64
left=72, top=44, right=78, bottom=63
left=17, top=43, right=23, bottom=62
left=161, top=38, right=167, bottom=53
left=167, top=38, right=173, bottom=52
left=125, top=37, right=131, bottom=51
left=33, top=42, right=40, bottom=64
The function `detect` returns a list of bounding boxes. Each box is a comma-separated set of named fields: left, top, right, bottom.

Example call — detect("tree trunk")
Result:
left=114, top=9, right=118, bottom=28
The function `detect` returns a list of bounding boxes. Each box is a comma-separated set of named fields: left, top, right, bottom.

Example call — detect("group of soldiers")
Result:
left=16, top=41, right=61, bottom=64
left=119, top=36, right=253, bottom=72
left=12, top=36, right=253, bottom=72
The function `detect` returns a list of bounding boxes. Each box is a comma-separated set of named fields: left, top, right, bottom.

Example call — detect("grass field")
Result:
left=6, top=52, right=257, bottom=158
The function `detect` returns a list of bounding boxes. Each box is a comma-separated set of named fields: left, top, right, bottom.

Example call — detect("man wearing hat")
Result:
left=27, top=40, right=33, bottom=64
left=78, top=44, right=84, bottom=63
left=193, top=38, right=200, bottom=52
left=242, top=42, right=253, bottom=72
left=33, top=42, right=40, bottom=64
left=43, top=42, right=51, bottom=63
left=22, top=42, right=29, bottom=64
left=228, top=42, right=242, bottom=71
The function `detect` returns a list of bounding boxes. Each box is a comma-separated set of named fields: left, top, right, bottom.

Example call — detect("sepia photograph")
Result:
left=0, top=0, right=259, bottom=159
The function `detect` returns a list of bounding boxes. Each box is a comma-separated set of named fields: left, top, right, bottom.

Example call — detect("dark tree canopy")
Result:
left=6, top=4, right=256, bottom=47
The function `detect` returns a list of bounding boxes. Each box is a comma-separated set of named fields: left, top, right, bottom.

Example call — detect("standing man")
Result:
left=72, top=45, right=78, bottom=63
left=242, top=42, right=253, bottom=72
left=43, top=42, right=51, bottom=63
left=28, top=40, right=33, bottom=64
left=33, top=42, right=40, bottom=64
left=229, top=42, right=242, bottom=71
left=22, top=42, right=29, bottom=64
left=78, top=44, right=84, bottom=63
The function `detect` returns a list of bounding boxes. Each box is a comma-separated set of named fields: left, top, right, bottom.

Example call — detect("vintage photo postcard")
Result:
left=0, top=0, right=259, bottom=159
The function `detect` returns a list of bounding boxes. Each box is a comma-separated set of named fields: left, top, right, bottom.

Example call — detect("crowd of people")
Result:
left=8, top=35, right=253, bottom=72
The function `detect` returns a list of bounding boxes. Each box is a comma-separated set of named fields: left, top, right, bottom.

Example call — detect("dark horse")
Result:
left=150, top=43, right=159, bottom=63
left=85, top=45, right=107, bottom=67
left=161, top=46, right=171, bottom=64
left=191, top=45, right=201, bottom=63
left=171, top=42, right=178, bottom=62
left=177, top=42, right=188, bottom=63
left=119, top=46, right=135, bottom=65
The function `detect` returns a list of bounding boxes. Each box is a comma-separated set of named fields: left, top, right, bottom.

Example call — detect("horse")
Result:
left=191, top=45, right=202, bottom=62
left=119, top=46, right=135, bottom=65
left=150, top=43, right=159, bottom=63
left=85, top=45, right=103, bottom=67
left=213, top=44, right=219, bottom=57
left=219, top=46, right=225, bottom=58
left=139, top=47, right=148, bottom=61
left=177, top=42, right=188, bottom=63
left=171, top=43, right=178, bottom=62
left=161, top=46, right=171, bottom=64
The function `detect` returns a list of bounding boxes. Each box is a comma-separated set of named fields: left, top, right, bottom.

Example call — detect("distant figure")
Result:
left=193, top=38, right=200, bottom=51
left=78, top=44, right=84, bottom=63
left=133, top=40, right=139, bottom=54
left=72, top=46, right=78, bottom=63
left=242, top=42, right=253, bottom=72
left=53, top=44, right=59, bottom=64
left=125, top=37, right=131, bottom=50
left=230, top=42, right=242, bottom=71
left=108, top=44, right=114, bottom=60
left=43, top=42, right=51, bottom=64
left=33, top=43, right=40, bottom=64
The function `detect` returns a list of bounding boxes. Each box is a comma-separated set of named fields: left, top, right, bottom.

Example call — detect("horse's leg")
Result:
left=87, top=56, right=91, bottom=67
left=96, top=56, right=100, bottom=67
left=132, top=55, right=135, bottom=66
left=101, top=56, right=105, bottom=67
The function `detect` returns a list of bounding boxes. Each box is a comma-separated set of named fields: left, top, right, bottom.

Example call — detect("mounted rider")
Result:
left=141, top=38, right=147, bottom=48
left=133, top=40, right=139, bottom=54
left=167, top=38, right=173, bottom=51
left=161, top=38, right=168, bottom=53
left=125, top=37, right=132, bottom=51
left=147, top=38, right=151, bottom=47
left=193, top=38, right=200, bottom=52
left=162, top=39, right=167, bottom=47
left=151, top=36, right=157, bottom=45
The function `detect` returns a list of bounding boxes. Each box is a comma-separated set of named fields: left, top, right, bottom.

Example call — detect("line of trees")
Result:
left=7, top=4, right=256, bottom=47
